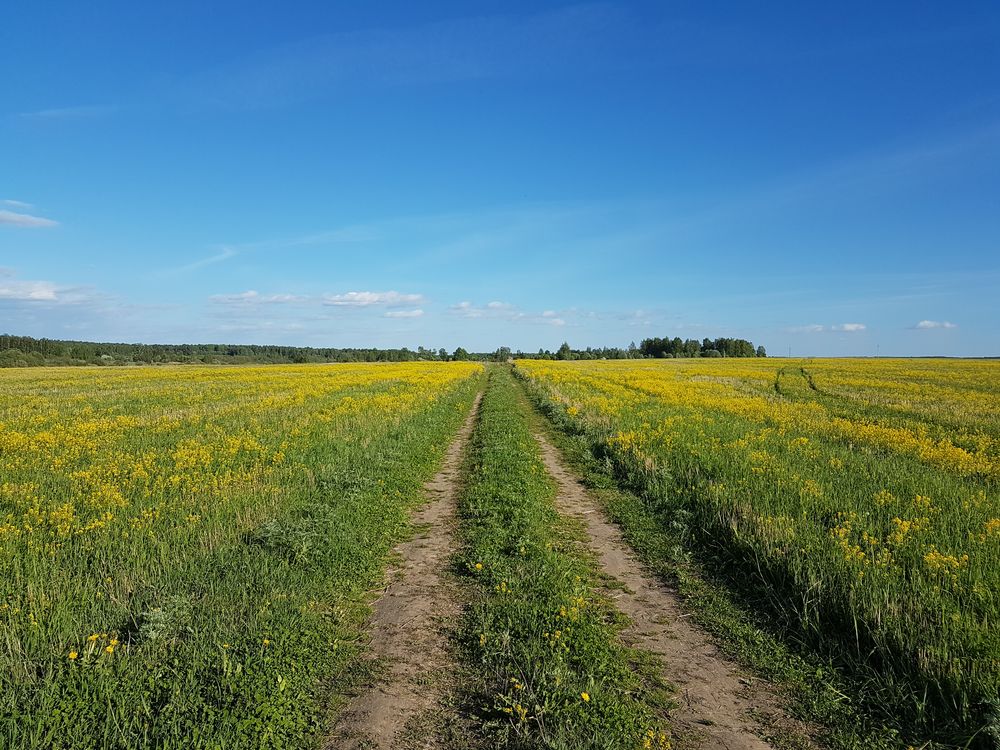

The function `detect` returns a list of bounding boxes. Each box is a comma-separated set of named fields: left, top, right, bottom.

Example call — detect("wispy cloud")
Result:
left=787, top=322, right=866, bottom=333
left=913, top=319, right=958, bottom=329
left=323, top=291, right=424, bottom=307
left=384, top=309, right=424, bottom=318
left=0, top=209, right=58, bottom=228
left=170, top=247, right=238, bottom=274
left=16, top=105, right=115, bottom=120
left=450, top=300, right=566, bottom=326
left=177, top=4, right=635, bottom=110
left=2, top=199, right=34, bottom=210
left=210, top=290, right=307, bottom=305
left=215, top=321, right=306, bottom=335
left=271, top=226, right=384, bottom=247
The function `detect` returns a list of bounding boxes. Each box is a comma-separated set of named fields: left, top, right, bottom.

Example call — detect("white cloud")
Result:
left=210, top=290, right=306, bottom=304
left=789, top=322, right=867, bottom=334
left=450, top=301, right=483, bottom=318
left=384, top=309, right=424, bottom=318
left=914, top=320, right=957, bottom=330
left=449, top=300, right=569, bottom=326
left=0, top=279, right=59, bottom=301
left=788, top=324, right=825, bottom=333
left=0, top=270, right=96, bottom=304
left=323, top=290, right=424, bottom=307
left=2, top=199, right=33, bottom=210
left=0, top=209, right=58, bottom=228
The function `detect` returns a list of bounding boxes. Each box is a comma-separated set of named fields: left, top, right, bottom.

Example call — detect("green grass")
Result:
left=0, top=364, right=482, bottom=749
left=454, top=366, right=673, bottom=750
left=515, top=365, right=997, bottom=750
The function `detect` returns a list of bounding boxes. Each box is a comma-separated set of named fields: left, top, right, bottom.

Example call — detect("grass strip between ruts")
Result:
left=455, top=366, right=673, bottom=750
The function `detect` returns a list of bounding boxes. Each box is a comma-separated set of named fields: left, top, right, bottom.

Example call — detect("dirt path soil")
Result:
left=327, top=394, right=482, bottom=750
left=532, top=429, right=814, bottom=750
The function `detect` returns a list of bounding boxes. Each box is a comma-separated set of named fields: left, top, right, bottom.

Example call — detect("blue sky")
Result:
left=2, top=2, right=999, bottom=356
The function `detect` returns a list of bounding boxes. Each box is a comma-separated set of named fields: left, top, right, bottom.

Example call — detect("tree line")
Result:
left=635, top=336, right=765, bottom=359
left=0, top=333, right=764, bottom=368
left=0, top=335, right=477, bottom=367
left=511, top=338, right=764, bottom=360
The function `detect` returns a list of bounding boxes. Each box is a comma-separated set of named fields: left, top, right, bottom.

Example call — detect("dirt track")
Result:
left=328, top=385, right=811, bottom=750
left=327, top=394, right=481, bottom=749
left=532, top=429, right=813, bottom=750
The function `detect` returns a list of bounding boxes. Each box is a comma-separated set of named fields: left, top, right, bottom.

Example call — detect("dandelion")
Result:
left=581, top=691, right=590, bottom=702
left=68, top=651, right=78, bottom=660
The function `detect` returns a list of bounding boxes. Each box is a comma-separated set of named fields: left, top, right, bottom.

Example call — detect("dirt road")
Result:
left=533, top=429, right=813, bottom=750
left=327, top=394, right=482, bottom=749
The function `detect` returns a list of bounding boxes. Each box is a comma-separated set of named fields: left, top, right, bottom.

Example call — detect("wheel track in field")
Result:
left=327, top=392, right=482, bottom=750
left=531, top=428, right=817, bottom=750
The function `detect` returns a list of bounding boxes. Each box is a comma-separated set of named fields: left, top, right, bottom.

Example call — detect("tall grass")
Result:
left=0, top=362, right=482, bottom=749
left=515, top=358, right=1000, bottom=747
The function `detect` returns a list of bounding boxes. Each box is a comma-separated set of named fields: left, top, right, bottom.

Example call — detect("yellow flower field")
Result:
left=0, top=362, right=482, bottom=749
left=516, top=357, right=1000, bottom=740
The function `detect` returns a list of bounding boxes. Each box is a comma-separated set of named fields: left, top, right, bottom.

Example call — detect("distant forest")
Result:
left=0, top=333, right=763, bottom=368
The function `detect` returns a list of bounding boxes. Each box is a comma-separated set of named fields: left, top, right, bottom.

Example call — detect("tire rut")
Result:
left=532, top=429, right=815, bottom=750
left=327, top=393, right=482, bottom=749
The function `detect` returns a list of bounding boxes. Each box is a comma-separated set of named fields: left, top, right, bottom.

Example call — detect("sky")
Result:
left=2, top=1, right=999, bottom=356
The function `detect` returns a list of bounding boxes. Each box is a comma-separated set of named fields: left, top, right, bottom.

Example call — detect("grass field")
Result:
left=3, top=358, right=997, bottom=749
left=515, top=358, right=1000, bottom=745
left=0, top=362, right=482, bottom=748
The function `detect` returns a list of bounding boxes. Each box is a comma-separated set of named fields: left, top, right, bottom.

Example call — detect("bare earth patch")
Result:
left=327, top=394, right=482, bottom=750
left=533, top=430, right=815, bottom=750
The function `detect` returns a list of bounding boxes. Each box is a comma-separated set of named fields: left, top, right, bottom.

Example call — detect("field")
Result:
left=2, top=358, right=998, bottom=749
left=0, top=363, right=482, bottom=748
left=515, top=358, right=1000, bottom=744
